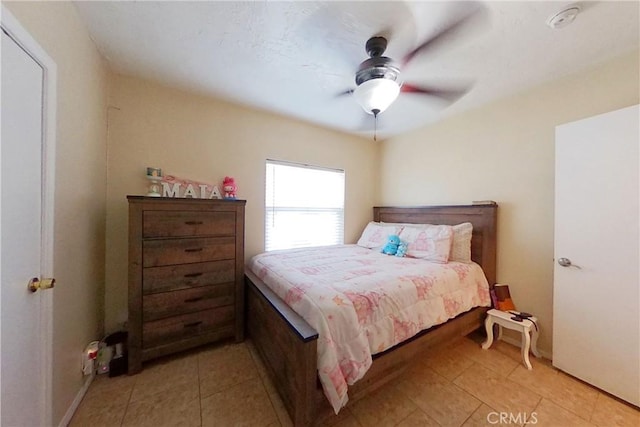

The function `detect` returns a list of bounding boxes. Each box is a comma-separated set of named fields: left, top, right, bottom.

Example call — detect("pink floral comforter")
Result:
left=249, top=245, right=491, bottom=413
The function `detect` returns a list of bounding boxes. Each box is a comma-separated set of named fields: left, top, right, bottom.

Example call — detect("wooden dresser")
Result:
left=127, top=196, right=246, bottom=374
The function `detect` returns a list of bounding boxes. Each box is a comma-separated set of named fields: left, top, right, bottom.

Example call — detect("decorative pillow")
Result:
left=398, top=225, right=453, bottom=263
left=450, top=222, right=473, bottom=263
left=356, top=222, right=404, bottom=249
left=383, top=222, right=473, bottom=263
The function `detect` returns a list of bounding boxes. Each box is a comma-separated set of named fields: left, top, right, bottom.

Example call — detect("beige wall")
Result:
left=105, top=74, right=378, bottom=331
left=3, top=1, right=109, bottom=424
left=379, top=50, right=640, bottom=354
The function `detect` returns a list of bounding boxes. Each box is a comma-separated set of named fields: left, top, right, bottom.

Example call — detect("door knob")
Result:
left=27, top=277, right=55, bottom=293
left=558, top=258, right=581, bottom=269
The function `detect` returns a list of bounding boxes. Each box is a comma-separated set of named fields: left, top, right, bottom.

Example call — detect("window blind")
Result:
left=265, top=160, right=345, bottom=251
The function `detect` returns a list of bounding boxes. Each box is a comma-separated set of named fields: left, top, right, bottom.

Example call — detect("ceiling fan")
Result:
left=339, top=3, right=486, bottom=139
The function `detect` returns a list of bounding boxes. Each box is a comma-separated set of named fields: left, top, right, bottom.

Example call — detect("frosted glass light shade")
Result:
left=353, top=78, right=400, bottom=114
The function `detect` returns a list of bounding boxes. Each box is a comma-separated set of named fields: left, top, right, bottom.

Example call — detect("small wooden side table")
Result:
left=481, top=309, right=541, bottom=369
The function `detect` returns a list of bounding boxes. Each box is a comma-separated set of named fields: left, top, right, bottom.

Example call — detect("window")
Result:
left=265, top=160, right=345, bottom=251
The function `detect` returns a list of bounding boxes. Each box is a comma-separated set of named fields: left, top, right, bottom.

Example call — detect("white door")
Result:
left=553, top=104, right=639, bottom=406
left=1, top=8, right=56, bottom=425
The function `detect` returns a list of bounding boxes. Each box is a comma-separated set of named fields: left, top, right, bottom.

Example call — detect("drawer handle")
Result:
left=183, top=321, right=203, bottom=328
left=184, top=297, right=203, bottom=303
left=184, top=221, right=203, bottom=225
left=184, top=248, right=203, bottom=253
left=184, top=272, right=203, bottom=278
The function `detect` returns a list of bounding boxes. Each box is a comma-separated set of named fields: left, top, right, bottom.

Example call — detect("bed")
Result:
left=245, top=204, right=497, bottom=426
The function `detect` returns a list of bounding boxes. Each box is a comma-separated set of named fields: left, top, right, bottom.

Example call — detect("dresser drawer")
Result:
left=143, top=210, right=235, bottom=238
left=143, top=283, right=235, bottom=322
left=143, top=237, right=235, bottom=267
left=142, top=306, right=235, bottom=349
left=143, top=260, right=235, bottom=295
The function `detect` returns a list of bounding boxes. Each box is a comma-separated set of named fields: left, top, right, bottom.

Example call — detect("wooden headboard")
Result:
left=373, top=204, right=498, bottom=286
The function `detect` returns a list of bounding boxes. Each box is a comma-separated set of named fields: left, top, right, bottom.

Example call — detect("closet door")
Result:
left=553, top=104, right=639, bottom=406
left=1, top=27, right=48, bottom=426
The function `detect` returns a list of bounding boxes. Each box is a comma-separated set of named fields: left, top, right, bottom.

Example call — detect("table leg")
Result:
left=481, top=315, right=494, bottom=349
left=530, top=321, right=541, bottom=358
left=522, top=328, right=532, bottom=370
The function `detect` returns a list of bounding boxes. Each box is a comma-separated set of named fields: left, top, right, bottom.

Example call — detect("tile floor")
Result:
left=70, top=333, right=639, bottom=427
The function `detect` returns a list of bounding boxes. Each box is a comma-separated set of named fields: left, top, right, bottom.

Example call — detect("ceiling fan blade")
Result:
left=336, top=89, right=354, bottom=97
left=401, top=83, right=471, bottom=102
left=401, top=2, right=486, bottom=67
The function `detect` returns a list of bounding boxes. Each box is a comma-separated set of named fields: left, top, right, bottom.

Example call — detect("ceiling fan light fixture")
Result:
left=353, top=78, right=400, bottom=115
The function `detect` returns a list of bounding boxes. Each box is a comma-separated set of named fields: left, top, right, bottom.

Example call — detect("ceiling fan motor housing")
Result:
left=355, top=57, right=401, bottom=85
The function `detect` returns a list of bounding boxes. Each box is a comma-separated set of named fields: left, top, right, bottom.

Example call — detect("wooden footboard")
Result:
left=245, top=204, right=498, bottom=426
left=245, top=270, right=318, bottom=426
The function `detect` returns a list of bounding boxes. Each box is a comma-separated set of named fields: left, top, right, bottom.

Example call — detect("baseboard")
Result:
left=58, top=374, right=94, bottom=427
left=499, top=335, right=552, bottom=360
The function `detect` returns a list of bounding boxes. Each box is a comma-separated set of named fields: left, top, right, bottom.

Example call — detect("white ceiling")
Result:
left=74, top=1, right=639, bottom=140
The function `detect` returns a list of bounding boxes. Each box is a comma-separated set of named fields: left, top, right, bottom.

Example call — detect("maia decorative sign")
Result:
left=161, top=175, right=222, bottom=199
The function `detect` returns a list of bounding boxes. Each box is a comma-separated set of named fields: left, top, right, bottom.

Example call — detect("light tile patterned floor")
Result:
left=70, top=333, right=639, bottom=427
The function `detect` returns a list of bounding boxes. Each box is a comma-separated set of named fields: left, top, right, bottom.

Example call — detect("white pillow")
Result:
left=398, top=225, right=453, bottom=263
left=356, top=222, right=404, bottom=249
left=383, top=221, right=473, bottom=263
left=450, top=222, right=473, bottom=263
